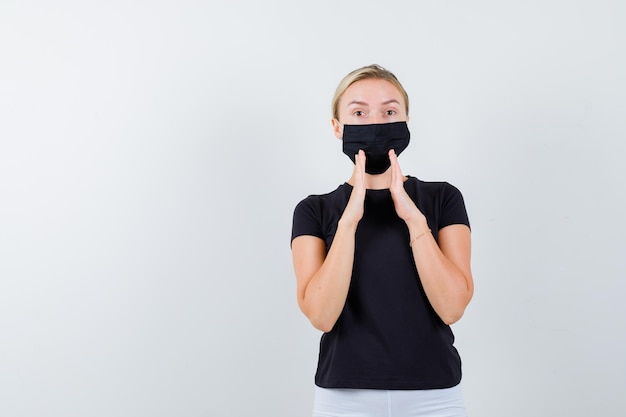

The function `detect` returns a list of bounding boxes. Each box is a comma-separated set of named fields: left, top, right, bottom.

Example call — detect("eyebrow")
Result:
left=345, top=99, right=401, bottom=107
left=345, top=100, right=369, bottom=107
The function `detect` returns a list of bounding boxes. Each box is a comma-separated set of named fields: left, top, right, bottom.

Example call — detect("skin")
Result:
left=292, top=78, right=474, bottom=332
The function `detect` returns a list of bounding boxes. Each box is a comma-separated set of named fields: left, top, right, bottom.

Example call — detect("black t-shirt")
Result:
left=291, top=176, right=470, bottom=390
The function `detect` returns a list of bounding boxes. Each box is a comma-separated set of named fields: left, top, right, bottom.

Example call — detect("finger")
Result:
left=389, top=149, right=399, bottom=167
left=389, top=150, right=397, bottom=185
left=354, top=150, right=366, bottom=189
left=356, top=150, right=365, bottom=174
left=388, top=150, right=400, bottom=185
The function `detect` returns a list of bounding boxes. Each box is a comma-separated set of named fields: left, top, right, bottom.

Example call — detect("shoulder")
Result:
left=404, top=176, right=464, bottom=198
left=404, top=176, right=469, bottom=228
left=293, top=183, right=351, bottom=213
left=291, top=183, right=351, bottom=243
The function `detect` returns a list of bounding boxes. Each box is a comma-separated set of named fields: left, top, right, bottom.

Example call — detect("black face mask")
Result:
left=342, top=121, right=411, bottom=174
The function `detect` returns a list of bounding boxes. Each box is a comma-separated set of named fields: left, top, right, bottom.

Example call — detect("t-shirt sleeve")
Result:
left=439, top=182, right=471, bottom=230
left=291, top=196, right=324, bottom=244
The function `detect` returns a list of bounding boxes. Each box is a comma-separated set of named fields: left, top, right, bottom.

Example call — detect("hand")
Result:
left=340, top=150, right=366, bottom=227
left=389, top=149, right=426, bottom=224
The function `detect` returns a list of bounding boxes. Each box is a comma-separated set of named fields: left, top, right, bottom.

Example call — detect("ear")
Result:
left=331, top=118, right=343, bottom=140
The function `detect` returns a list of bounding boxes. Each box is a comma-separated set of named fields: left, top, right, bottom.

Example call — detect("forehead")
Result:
left=340, top=78, right=405, bottom=107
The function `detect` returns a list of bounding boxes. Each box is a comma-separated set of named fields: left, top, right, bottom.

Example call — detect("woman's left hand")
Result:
left=389, top=149, right=473, bottom=324
left=389, top=149, right=426, bottom=224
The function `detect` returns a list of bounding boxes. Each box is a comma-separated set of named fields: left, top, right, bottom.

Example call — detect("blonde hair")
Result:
left=331, top=64, right=409, bottom=120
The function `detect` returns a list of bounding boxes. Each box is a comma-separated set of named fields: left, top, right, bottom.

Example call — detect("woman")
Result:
left=291, top=64, right=473, bottom=417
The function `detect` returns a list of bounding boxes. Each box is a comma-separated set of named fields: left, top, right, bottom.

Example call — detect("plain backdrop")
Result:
left=1, top=1, right=625, bottom=416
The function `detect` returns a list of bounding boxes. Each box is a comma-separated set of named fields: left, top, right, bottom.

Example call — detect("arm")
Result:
left=291, top=151, right=366, bottom=332
left=406, top=223, right=473, bottom=324
left=389, top=150, right=474, bottom=325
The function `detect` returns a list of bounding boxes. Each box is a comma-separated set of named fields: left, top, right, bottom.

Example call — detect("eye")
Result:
left=385, top=110, right=397, bottom=116
left=353, top=110, right=365, bottom=117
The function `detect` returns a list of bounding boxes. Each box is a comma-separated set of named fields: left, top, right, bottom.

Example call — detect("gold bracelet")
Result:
left=409, top=229, right=431, bottom=247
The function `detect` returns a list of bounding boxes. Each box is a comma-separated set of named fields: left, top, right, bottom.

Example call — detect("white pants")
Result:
left=312, top=384, right=468, bottom=417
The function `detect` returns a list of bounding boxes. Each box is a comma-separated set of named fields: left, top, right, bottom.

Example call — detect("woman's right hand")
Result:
left=340, top=150, right=366, bottom=227
left=292, top=150, right=365, bottom=332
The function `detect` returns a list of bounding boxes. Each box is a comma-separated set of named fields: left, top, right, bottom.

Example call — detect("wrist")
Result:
left=337, top=217, right=359, bottom=234
left=406, top=216, right=428, bottom=233
left=407, top=217, right=430, bottom=242
left=409, top=228, right=431, bottom=247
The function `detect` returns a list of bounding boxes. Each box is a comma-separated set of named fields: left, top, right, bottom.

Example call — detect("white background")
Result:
left=1, top=1, right=625, bottom=416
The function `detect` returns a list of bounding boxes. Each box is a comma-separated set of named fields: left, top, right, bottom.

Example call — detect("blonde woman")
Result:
left=291, top=64, right=474, bottom=417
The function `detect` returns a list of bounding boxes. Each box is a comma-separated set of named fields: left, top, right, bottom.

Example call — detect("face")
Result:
left=333, top=78, right=408, bottom=139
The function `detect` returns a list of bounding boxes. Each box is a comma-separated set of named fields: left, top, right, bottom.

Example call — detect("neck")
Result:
left=348, top=169, right=394, bottom=190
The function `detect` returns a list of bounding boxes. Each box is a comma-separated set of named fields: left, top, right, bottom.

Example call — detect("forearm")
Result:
left=301, top=219, right=358, bottom=332
left=407, top=221, right=473, bottom=325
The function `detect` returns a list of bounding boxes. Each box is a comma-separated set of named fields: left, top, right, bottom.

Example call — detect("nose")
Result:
left=370, top=113, right=385, bottom=124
